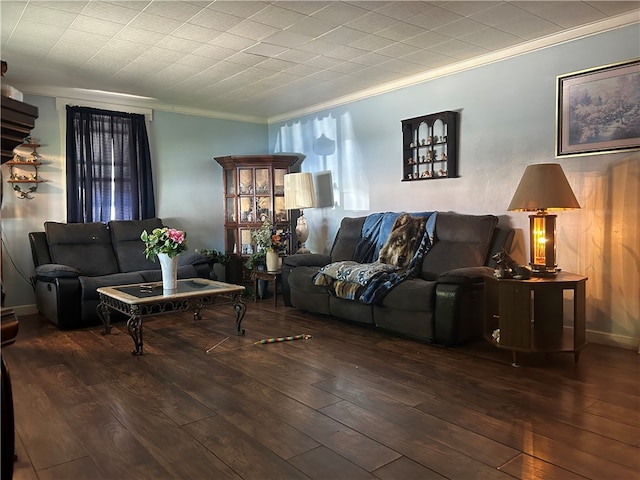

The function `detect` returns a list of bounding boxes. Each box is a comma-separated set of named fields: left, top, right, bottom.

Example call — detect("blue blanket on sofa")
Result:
left=314, top=211, right=435, bottom=304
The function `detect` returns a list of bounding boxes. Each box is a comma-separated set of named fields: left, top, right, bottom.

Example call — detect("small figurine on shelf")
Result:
left=442, top=152, right=448, bottom=161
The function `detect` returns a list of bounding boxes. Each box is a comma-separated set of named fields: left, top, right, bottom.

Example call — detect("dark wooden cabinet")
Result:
left=214, top=154, right=301, bottom=285
left=401, top=111, right=458, bottom=181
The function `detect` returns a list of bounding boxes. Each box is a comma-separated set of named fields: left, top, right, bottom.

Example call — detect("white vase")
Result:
left=266, top=250, right=281, bottom=272
left=158, top=253, right=179, bottom=292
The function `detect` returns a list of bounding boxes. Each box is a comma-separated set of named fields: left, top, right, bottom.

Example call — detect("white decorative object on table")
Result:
left=266, top=250, right=281, bottom=272
left=157, top=252, right=179, bottom=292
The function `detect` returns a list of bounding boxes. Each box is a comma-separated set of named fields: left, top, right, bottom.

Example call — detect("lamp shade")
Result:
left=508, top=163, right=580, bottom=212
left=284, top=172, right=316, bottom=210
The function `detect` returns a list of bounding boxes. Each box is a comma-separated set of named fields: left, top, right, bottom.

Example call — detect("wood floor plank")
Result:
left=288, top=446, right=379, bottom=480
left=498, top=453, right=588, bottom=480
left=184, top=415, right=311, bottom=480
left=372, top=456, right=447, bottom=480
left=36, top=456, right=106, bottom=480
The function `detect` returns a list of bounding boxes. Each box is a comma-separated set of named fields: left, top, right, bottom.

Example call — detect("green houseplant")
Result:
left=244, top=250, right=266, bottom=270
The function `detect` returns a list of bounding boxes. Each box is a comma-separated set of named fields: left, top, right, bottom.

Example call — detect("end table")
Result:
left=251, top=269, right=282, bottom=307
left=484, top=271, right=587, bottom=366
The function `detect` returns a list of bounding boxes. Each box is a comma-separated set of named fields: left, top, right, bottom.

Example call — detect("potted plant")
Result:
left=197, top=248, right=230, bottom=266
left=244, top=250, right=266, bottom=270
left=197, top=248, right=230, bottom=281
left=249, top=219, right=291, bottom=272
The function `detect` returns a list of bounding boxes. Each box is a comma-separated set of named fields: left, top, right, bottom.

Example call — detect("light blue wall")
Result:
left=268, top=25, right=640, bottom=347
left=151, top=111, right=267, bottom=251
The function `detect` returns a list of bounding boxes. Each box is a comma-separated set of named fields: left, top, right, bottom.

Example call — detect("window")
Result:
left=66, top=105, right=156, bottom=223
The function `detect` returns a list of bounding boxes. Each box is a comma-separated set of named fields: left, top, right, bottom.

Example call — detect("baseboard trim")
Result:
left=8, top=304, right=38, bottom=317
left=586, top=329, right=639, bottom=351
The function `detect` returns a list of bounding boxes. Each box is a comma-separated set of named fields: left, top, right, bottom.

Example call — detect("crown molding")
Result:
left=267, top=11, right=640, bottom=124
left=17, top=85, right=268, bottom=125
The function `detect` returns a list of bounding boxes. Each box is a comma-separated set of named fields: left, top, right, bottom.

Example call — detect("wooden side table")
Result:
left=251, top=269, right=282, bottom=307
left=484, top=272, right=587, bottom=366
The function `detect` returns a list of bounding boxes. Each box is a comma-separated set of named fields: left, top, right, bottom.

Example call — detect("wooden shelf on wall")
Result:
left=1, top=96, right=39, bottom=164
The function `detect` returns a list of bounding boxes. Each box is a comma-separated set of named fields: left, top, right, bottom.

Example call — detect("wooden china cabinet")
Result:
left=214, top=154, right=302, bottom=285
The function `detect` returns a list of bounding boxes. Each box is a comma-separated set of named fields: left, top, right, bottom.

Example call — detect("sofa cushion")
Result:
left=420, top=213, right=498, bottom=280
left=380, top=278, right=437, bottom=311
left=109, top=218, right=163, bottom=272
left=45, top=222, right=119, bottom=276
left=330, top=216, right=366, bottom=262
left=79, top=272, right=146, bottom=301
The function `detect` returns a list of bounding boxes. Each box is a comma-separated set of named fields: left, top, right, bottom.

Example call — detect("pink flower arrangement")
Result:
left=141, top=226, right=188, bottom=260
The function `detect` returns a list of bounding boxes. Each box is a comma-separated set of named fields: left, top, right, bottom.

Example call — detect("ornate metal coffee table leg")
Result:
left=96, top=298, right=112, bottom=335
left=126, top=306, right=144, bottom=355
left=233, top=293, right=246, bottom=336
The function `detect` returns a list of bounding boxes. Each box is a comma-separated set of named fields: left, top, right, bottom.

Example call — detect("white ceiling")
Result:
left=1, top=1, right=639, bottom=121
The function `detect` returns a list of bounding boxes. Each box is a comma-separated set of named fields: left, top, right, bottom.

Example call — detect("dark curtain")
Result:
left=66, top=105, right=156, bottom=223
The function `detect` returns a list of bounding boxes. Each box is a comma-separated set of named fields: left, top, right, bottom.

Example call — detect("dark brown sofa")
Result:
left=283, top=211, right=514, bottom=346
left=29, top=218, right=211, bottom=329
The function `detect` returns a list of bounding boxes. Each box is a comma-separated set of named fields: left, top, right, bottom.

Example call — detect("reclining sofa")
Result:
left=283, top=211, right=514, bottom=346
left=29, top=218, right=211, bottom=329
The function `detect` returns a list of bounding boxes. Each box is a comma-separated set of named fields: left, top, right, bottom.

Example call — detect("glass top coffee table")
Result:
left=97, top=278, right=246, bottom=355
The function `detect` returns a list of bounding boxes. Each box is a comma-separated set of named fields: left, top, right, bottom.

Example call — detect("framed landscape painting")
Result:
left=556, top=58, right=640, bottom=157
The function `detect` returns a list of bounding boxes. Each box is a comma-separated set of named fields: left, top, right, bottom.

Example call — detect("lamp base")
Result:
left=530, top=265, right=559, bottom=277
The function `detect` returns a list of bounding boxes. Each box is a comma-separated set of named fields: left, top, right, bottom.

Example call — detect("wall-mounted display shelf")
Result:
left=401, top=111, right=458, bottom=181
left=6, top=142, right=45, bottom=199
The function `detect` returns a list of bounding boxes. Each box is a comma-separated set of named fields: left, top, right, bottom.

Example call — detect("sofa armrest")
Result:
left=178, top=252, right=209, bottom=267
left=283, top=253, right=332, bottom=268
left=281, top=253, right=331, bottom=307
left=35, top=264, right=81, bottom=280
left=436, top=266, right=494, bottom=285
left=433, top=266, right=494, bottom=346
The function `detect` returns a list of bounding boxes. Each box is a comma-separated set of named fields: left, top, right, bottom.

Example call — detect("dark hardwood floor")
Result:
left=3, top=296, right=639, bottom=480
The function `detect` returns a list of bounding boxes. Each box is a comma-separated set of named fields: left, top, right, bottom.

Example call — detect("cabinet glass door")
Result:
left=255, top=168, right=270, bottom=195
left=240, top=197, right=254, bottom=222
left=239, top=169, right=253, bottom=195
left=226, top=198, right=236, bottom=222
left=225, top=169, right=235, bottom=195
left=274, top=196, right=287, bottom=222
left=256, top=196, right=271, bottom=222
left=274, top=168, right=285, bottom=195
